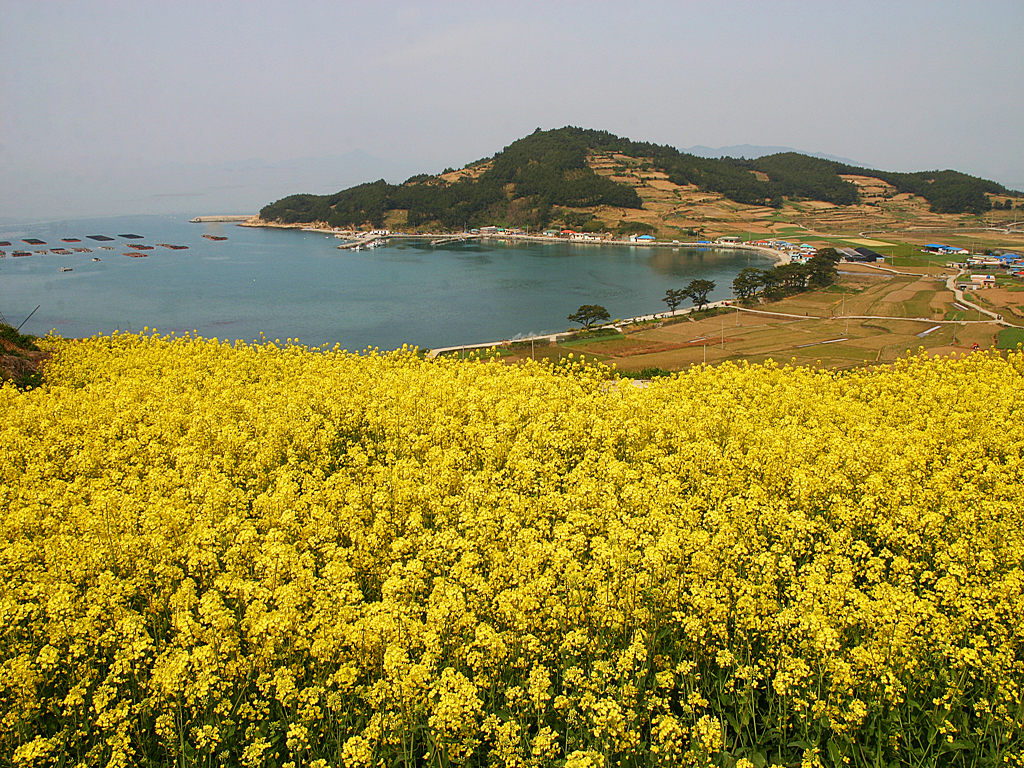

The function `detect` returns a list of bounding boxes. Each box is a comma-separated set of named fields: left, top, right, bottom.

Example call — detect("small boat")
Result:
left=60, top=266, right=73, bottom=272
left=92, top=257, right=101, bottom=262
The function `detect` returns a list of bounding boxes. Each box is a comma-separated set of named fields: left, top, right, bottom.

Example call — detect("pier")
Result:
left=190, top=215, right=254, bottom=223
left=336, top=234, right=388, bottom=250
left=430, top=234, right=481, bottom=246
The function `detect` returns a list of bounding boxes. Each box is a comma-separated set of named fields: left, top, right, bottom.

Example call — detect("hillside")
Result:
left=0, top=322, right=45, bottom=389
left=257, top=127, right=1021, bottom=233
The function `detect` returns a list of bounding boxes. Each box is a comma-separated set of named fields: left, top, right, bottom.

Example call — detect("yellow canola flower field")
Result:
left=1, top=333, right=1023, bottom=768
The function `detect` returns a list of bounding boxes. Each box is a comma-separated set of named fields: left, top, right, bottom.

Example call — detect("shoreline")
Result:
left=238, top=216, right=790, bottom=265
left=424, top=299, right=737, bottom=359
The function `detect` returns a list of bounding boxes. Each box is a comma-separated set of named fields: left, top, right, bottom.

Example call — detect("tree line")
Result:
left=568, top=250, right=840, bottom=339
left=731, top=248, right=841, bottom=301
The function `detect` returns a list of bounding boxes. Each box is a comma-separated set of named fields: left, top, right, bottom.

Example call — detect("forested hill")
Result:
left=258, top=127, right=1020, bottom=230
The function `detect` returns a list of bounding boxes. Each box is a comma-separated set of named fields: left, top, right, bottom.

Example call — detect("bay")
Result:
left=1, top=214, right=773, bottom=350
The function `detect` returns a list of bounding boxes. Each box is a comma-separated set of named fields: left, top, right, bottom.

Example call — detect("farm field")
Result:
left=2, top=334, right=1023, bottom=767
left=579, top=151, right=1024, bottom=256
left=503, top=270, right=1023, bottom=373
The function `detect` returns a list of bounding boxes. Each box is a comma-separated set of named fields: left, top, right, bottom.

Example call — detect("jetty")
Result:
left=190, top=215, right=254, bottom=223
left=337, top=234, right=388, bottom=250
left=430, top=234, right=481, bottom=246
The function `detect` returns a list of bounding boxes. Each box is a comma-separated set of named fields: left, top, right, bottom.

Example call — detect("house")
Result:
left=924, top=243, right=969, bottom=255
left=716, top=236, right=741, bottom=244
left=970, top=274, right=996, bottom=287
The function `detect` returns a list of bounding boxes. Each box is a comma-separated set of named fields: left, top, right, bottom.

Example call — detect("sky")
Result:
left=2, top=0, right=1022, bottom=221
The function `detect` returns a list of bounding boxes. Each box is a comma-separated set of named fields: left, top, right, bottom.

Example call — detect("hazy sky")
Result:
left=3, top=0, right=1022, bottom=221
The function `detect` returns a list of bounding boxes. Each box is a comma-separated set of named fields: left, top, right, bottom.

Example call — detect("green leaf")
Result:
left=826, top=739, right=844, bottom=764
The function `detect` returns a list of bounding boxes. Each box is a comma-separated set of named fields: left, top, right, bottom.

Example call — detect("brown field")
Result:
left=499, top=271, right=1024, bottom=373
left=579, top=152, right=1024, bottom=250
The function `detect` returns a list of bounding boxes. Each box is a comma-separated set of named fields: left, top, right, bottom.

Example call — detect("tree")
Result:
left=683, top=279, right=716, bottom=311
left=760, top=269, right=784, bottom=300
left=567, top=305, right=610, bottom=330
left=775, top=262, right=810, bottom=291
left=732, top=268, right=765, bottom=300
left=807, top=248, right=841, bottom=288
left=662, top=289, right=687, bottom=313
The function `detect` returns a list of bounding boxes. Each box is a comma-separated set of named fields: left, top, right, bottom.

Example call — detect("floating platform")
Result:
left=156, top=243, right=189, bottom=250
left=119, top=234, right=143, bottom=239
left=61, top=238, right=81, bottom=243
left=0, top=241, right=11, bottom=247
left=202, top=235, right=228, bottom=241
left=127, top=244, right=154, bottom=250
left=88, top=235, right=115, bottom=242
left=125, top=252, right=148, bottom=258
left=23, top=238, right=46, bottom=245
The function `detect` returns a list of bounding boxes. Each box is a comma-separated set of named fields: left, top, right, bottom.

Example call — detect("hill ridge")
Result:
left=258, top=127, right=1021, bottom=232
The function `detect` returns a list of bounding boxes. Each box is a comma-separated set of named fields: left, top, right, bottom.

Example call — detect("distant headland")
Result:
left=251, top=127, right=1022, bottom=245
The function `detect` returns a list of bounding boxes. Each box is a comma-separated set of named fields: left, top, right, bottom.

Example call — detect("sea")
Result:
left=0, top=214, right=774, bottom=351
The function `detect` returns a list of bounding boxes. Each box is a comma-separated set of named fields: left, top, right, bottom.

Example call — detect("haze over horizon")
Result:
left=3, top=0, right=1022, bottom=222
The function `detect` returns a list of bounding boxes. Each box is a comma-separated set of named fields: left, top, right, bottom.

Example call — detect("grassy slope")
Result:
left=0, top=323, right=46, bottom=388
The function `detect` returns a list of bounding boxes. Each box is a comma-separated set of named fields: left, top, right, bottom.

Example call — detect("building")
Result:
left=854, top=247, right=886, bottom=262
left=924, top=243, right=969, bottom=255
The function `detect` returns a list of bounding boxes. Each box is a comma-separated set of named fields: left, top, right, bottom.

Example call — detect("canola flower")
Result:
left=1, top=332, right=1023, bottom=767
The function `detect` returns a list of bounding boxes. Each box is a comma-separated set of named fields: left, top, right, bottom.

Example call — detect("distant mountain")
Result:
left=682, top=144, right=864, bottom=167
left=258, top=127, right=1021, bottom=230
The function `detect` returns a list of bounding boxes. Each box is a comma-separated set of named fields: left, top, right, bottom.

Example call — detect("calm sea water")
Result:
left=1, top=214, right=772, bottom=350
